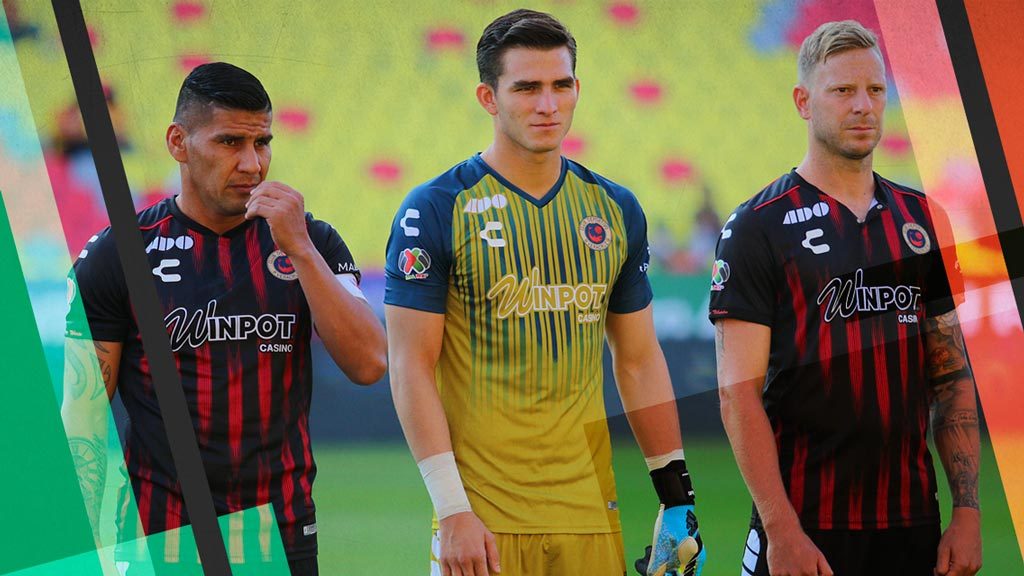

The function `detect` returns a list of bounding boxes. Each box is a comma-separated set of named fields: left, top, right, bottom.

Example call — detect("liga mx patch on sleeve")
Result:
left=302, top=522, right=317, bottom=536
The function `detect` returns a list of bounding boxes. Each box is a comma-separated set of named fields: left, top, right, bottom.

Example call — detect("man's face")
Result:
left=801, top=48, right=886, bottom=161
left=487, top=46, right=579, bottom=155
left=176, top=106, right=273, bottom=217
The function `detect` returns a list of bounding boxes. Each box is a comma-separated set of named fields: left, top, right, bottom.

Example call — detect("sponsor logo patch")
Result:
left=399, top=247, right=431, bottom=280
left=801, top=228, right=830, bottom=254
left=816, top=268, right=922, bottom=323
left=486, top=267, right=607, bottom=323
left=902, top=222, right=931, bottom=254
left=400, top=208, right=420, bottom=237
left=720, top=213, right=737, bottom=240
left=67, top=277, right=77, bottom=306
left=579, top=216, right=611, bottom=251
left=145, top=235, right=195, bottom=254
left=479, top=221, right=506, bottom=248
left=164, top=300, right=296, bottom=351
left=783, top=201, right=830, bottom=225
left=153, top=259, right=182, bottom=283
left=267, top=250, right=298, bottom=281
left=710, top=259, right=730, bottom=291
left=463, top=194, right=508, bottom=214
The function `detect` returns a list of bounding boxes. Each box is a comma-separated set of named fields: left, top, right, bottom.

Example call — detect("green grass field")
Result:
left=312, top=438, right=1021, bottom=575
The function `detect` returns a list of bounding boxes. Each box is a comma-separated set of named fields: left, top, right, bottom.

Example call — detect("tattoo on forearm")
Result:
left=66, top=340, right=113, bottom=402
left=68, top=434, right=107, bottom=524
left=926, top=311, right=981, bottom=510
left=924, top=312, right=967, bottom=379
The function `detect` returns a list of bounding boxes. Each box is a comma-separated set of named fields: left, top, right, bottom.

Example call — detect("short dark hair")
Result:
left=173, top=62, right=272, bottom=127
left=476, top=9, right=577, bottom=87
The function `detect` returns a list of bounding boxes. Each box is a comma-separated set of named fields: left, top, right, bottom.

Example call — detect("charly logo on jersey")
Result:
left=66, top=277, right=77, bottom=306
left=487, top=267, right=608, bottom=323
left=164, top=300, right=297, bottom=352
left=801, top=228, right=830, bottom=254
left=578, top=216, right=611, bottom=251
left=463, top=194, right=508, bottom=214
left=479, top=221, right=506, bottom=248
left=267, top=250, right=298, bottom=281
left=145, top=235, right=195, bottom=253
left=78, top=234, right=99, bottom=259
left=710, top=259, right=730, bottom=292
left=720, top=213, right=736, bottom=240
left=902, top=222, right=931, bottom=255
left=783, top=201, right=830, bottom=225
left=399, top=247, right=431, bottom=280
left=817, top=268, right=922, bottom=324
left=153, top=259, right=182, bottom=283
left=400, top=208, right=420, bottom=237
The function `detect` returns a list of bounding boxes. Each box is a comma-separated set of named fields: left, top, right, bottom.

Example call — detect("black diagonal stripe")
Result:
left=50, top=2, right=231, bottom=574
left=936, top=0, right=1024, bottom=318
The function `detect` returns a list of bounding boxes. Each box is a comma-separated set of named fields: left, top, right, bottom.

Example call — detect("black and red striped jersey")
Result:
left=709, top=169, right=959, bottom=530
left=66, top=196, right=360, bottom=561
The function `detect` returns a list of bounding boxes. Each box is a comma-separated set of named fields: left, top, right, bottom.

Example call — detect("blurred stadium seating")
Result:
left=10, top=0, right=922, bottom=273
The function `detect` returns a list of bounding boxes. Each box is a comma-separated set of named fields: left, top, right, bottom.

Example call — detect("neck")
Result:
left=480, top=140, right=562, bottom=200
left=796, top=147, right=875, bottom=207
left=176, top=188, right=245, bottom=235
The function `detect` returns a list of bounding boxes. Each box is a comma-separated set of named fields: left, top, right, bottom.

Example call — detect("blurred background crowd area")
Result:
left=2, top=0, right=938, bottom=339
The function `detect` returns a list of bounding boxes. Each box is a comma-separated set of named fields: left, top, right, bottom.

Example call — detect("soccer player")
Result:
left=712, top=20, right=981, bottom=576
left=385, top=9, right=705, bottom=576
left=62, top=62, right=387, bottom=575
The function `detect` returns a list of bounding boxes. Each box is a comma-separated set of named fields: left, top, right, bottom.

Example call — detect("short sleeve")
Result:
left=707, top=206, right=779, bottom=326
left=384, top=186, right=454, bottom=314
left=606, top=186, right=653, bottom=314
left=65, top=230, right=131, bottom=341
left=307, top=215, right=361, bottom=284
left=923, top=200, right=961, bottom=317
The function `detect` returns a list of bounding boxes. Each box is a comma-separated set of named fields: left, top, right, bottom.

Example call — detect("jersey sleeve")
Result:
left=605, top=184, right=653, bottom=314
left=922, top=200, right=962, bottom=317
left=707, top=205, right=779, bottom=326
left=307, top=215, right=361, bottom=284
left=384, top=185, right=454, bottom=314
left=65, top=229, right=131, bottom=341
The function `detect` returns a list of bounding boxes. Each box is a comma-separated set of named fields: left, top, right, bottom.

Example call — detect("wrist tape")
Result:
left=417, top=451, right=472, bottom=520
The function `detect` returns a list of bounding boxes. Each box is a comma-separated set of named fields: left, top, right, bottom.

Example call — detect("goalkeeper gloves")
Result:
left=635, top=459, right=705, bottom=576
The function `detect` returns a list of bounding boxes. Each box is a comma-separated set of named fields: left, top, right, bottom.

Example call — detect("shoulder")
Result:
left=876, top=174, right=930, bottom=209
left=565, top=159, right=642, bottom=214
left=744, top=172, right=804, bottom=215
left=403, top=157, right=489, bottom=212
left=136, top=196, right=175, bottom=231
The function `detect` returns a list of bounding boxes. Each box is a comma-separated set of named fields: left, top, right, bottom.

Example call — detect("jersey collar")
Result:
left=471, top=153, right=568, bottom=208
left=790, top=168, right=890, bottom=223
left=168, top=195, right=254, bottom=237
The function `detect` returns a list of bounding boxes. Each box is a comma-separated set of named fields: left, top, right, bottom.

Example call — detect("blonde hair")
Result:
left=798, top=20, right=882, bottom=84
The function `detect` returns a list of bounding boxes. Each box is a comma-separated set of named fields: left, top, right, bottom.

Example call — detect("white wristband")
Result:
left=417, top=451, right=472, bottom=520
left=645, top=448, right=686, bottom=471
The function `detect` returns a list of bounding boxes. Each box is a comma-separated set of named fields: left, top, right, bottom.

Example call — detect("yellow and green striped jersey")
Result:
left=385, top=155, right=652, bottom=533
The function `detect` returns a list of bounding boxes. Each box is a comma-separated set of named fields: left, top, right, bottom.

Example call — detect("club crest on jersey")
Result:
left=399, top=247, right=431, bottom=280
left=902, top=222, right=931, bottom=255
left=579, top=216, right=611, bottom=251
left=710, top=259, right=730, bottom=291
left=267, top=250, right=298, bottom=281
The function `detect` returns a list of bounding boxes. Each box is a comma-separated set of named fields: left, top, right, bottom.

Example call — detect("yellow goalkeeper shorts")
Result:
left=430, top=529, right=626, bottom=575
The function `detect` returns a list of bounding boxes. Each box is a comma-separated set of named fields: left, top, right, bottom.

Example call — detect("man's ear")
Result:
left=166, top=123, right=188, bottom=162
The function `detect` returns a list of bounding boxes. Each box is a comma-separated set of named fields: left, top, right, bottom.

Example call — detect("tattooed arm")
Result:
left=61, top=338, right=120, bottom=543
left=925, top=309, right=982, bottom=576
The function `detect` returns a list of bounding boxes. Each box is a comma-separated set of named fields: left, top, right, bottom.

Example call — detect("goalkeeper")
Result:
left=384, top=9, right=706, bottom=576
